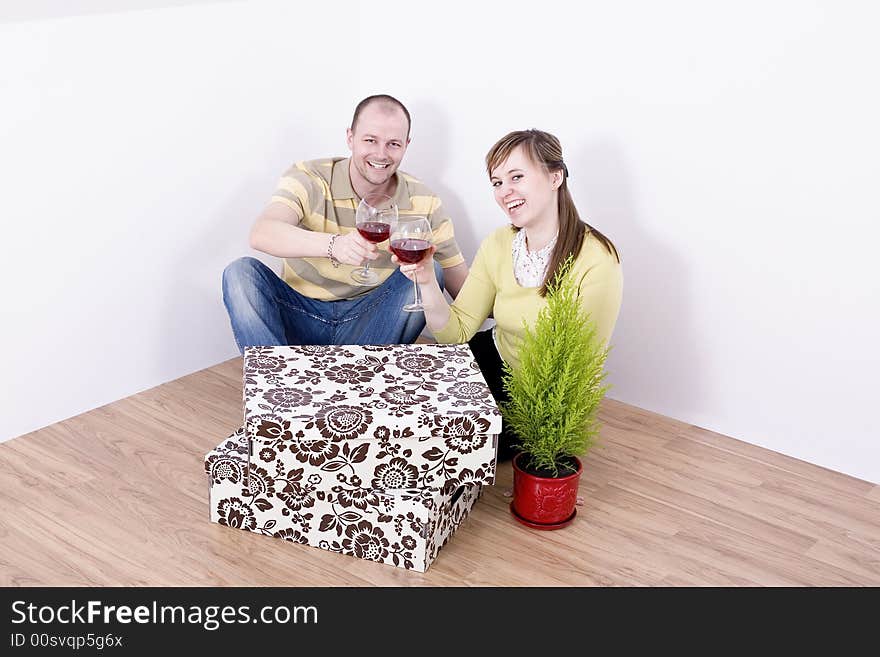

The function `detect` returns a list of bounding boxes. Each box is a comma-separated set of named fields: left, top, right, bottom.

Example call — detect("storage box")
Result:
left=242, top=344, right=502, bottom=490
left=206, top=428, right=483, bottom=572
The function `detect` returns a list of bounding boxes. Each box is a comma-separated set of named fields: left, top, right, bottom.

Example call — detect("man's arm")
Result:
left=249, top=201, right=375, bottom=266
left=441, top=261, right=469, bottom=299
left=424, top=197, right=468, bottom=298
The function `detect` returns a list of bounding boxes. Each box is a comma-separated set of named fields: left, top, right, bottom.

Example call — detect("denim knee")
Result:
left=222, top=257, right=262, bottom=294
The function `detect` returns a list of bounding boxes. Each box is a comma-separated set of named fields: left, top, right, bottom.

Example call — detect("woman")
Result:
left=395, top=129, right=623, bottom=461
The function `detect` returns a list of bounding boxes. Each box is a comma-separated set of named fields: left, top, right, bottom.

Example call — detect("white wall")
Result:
left=0, top=0, right=240, bottom=23
left=0, top=0, right=357, bottom=441
left=2, top=1, right=878, bottom=484
left=356, top=0, right=880, bottom=484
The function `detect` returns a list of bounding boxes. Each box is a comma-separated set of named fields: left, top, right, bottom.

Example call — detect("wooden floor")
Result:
left=1, top=357, right=878, bottom=587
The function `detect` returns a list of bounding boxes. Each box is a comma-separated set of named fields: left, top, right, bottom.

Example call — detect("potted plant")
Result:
left=501, top=258, right=611, bottom=530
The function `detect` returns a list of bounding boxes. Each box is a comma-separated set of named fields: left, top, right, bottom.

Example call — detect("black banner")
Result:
left=0, top=587, right=873, bottom=652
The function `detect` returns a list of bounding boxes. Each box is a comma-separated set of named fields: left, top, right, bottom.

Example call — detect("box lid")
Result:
left=244, top=343, right=501, bottom=436
left=242, top=344, right=501, bottom=486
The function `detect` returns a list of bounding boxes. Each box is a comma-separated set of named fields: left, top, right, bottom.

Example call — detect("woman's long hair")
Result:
left=485, top=129, right=619, bottom=296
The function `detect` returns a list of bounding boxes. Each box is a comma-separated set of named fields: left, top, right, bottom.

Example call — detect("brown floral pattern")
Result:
left=217, top=497, right=257, bottom=531
left=324, top=364, right=374, bottom=385
left=277, top=479, right=316, bottom=512
left=204, top=428, right=249, bottom=480
left=290, top=438, right=340, bottom=467
left=263, top=387, right=313, bottom=409
left=446, top=380, right=491, bottom=401
left=395, top=352, right=444, bottom=374
left=273, top=527, right=309, bottom=544
left=244, top=344, right=502, bottom=489
left=247, top=416, right=294, bottom=443
left=335, top=486, right=381, bottom=510
left=207, top=432, right=482, bottom=572
left=206, top=454, right=242, bottom=485
left=372, top=458, right=419, bottom=490
left=342, top=520, right=390, bottom=562
left=379, top=386, right=430, bottom=407
left=443, top=432, right=488, bottom=455
left=446, top=467, right=491, bottom=488
left=243, top=465, right=275, bottom=498
left=276, top=485, right=314, bottom=513
left=313, top=406, right=373, bottom=441
left=244, top=349, right=287, bottom=376
left=433, top=413, right=492, bottom=453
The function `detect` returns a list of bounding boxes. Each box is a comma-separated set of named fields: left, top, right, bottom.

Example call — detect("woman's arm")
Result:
left=575, top=252, right=624, bottom=346
left=395, top=238, right=497, bottom=343
left=396, top=244, right=451, bottom=330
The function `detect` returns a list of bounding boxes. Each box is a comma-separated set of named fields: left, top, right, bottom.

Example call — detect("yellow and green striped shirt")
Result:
left=270, top=157, right=464, bottom=301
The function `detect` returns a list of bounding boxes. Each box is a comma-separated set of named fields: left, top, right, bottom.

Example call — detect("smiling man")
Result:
left=222, top=94, right=468, bottom=351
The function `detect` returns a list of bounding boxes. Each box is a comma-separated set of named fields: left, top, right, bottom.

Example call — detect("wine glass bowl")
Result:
left=389, top=238, right=431, bottom=264
left=351, top=193, right=397, bottom=286
left=390, top=216, right=433, bottom=312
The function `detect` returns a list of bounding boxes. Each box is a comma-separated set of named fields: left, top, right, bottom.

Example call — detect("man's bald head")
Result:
left=351, top=94, right=411, bottom=139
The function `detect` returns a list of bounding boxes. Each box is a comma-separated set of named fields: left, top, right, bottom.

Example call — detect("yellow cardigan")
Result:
left=433, top=226, right=623, bottom=369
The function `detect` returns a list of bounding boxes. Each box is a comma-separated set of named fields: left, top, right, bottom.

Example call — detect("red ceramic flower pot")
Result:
left=511, top=453, right=582, bottom=529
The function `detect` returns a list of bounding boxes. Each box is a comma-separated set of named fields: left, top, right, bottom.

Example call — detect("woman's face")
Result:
left=490, top=145, right=561, bottom=230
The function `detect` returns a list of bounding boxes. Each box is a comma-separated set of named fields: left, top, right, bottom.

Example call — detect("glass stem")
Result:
left=412, top=278, right=422, bottom=307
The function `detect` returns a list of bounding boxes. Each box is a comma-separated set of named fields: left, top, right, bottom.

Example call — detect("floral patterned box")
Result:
left=206, top=428, right=483, bottom=572
left=242, top=344, right=502, bottom=490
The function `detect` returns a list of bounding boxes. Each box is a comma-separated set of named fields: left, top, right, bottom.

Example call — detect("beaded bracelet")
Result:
left=327, top=233, right=341, bottom=268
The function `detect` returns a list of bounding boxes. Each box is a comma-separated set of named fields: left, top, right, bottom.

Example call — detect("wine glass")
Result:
left=390, top=216, right=433, bottom=312
left=351, top=193, right=397, bottom=286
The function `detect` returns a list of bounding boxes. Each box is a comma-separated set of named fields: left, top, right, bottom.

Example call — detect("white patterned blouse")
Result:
left=512, top=228, right=558, bottom=288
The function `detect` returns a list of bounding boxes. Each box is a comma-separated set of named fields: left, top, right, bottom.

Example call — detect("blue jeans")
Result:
left=222, top=257, right=444, bottom=354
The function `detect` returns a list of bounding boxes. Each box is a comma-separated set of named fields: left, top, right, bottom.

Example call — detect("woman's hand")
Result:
left=392, top=243, right=451, bottom=331
left=392, top=244, right=437, bottom=285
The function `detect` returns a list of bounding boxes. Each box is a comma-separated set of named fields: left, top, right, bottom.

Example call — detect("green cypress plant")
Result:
left=501, top=257, right=611, bottom=477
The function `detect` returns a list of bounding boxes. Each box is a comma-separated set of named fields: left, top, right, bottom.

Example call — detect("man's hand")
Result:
left=330, top=231, right=378, bottom=267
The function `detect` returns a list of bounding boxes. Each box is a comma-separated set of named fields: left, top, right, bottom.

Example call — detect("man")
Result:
left=222, top=94, right=468, bottom=352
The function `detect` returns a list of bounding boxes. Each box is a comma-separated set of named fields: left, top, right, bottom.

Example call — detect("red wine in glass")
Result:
left=390, top=238, right=430, bottom=263
left=389, top=216, right=433, bottom=312
left=357, top=221, right=391, bottom=243
left=352, top=193, right=397, bottom=285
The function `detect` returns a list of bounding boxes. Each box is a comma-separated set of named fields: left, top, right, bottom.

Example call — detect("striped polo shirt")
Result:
left=270, top=158, right=465, bottom=301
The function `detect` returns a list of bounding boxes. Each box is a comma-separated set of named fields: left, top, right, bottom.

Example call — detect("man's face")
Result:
left=346, top=103, right=410, bottom=190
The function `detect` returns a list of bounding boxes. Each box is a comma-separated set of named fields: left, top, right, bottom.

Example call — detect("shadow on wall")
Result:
left=574, top=138, right=707, bottom=415
left=184, top=120, right=328, bottom=361
left=0, top=1, right=241, bottom=24
left=158, top=168, right=270, bottom=371
left=404, top=100, right=479, bottom=262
